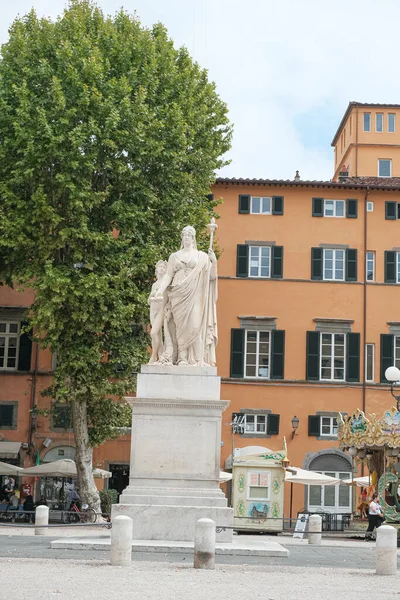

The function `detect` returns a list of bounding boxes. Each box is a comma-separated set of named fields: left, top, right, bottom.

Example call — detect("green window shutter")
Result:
left=267, top=414, right=280, bottom=435
left=380, top=334, right=394, bottom=382
left=238, top=194, right=250, bottom=214
left=345, top=248, right=358, bottom=281
left=306, top=331, right=320, bottom=380
left=311, top=248, right=323, bottom=280
left=384, top=251, right=396, bottom=283
left=272, top=196, right=284, bottom=215
left=206, top=193, right=214, bottom=201
left=308, top=415, right=321, bottom=436
left=346, top=332, right=360, bottom=382
left=271, top=330, right=285, bottom=380
left=17, top=322, right=32, bottom=371
left=346, top=199, right=358, bottom=218
left=230, top=329, right=245, bottom=378
left=271, top=246, right=283, bottom=279
left=312, top=197, right=324, bottom=217
left=385, top=201, right=397, bottom=220
left=236, top=245, right=249, bottom=277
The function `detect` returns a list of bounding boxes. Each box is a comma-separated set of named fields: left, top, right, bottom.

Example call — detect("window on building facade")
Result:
left=388, top=113, right=396, bottom=133
left=320, top=416, right=338, bottom=437
left=363, top=113, right=371, bottom=132
left=323, top=249, right=345, bottom=281
left=376, top=113, right=384, bottom=132
left=378, top=159, right=392, bottom=177
left=320, top=333, right=346, bottom=381
left=0, top=322, right=20, bottom=370
left=309, top=472, right=351, bottom=511
left=248, top=471, right=270, bottom=501
left=366, top=251, right=375, bottom=281
left=396, top=253, right=400, bottom=284
left=324, top=199, right=345, bottom=218
left=250, top=196, right=272, bottom=215
left=243, top=414, right=267, bottom=434
left=367, top=201, right=374, bottom=212
left=365, top=344, right=374, bottom=382
left=0, top=403, right=16, bottom=428
left=52, top=405, right=72, bottom=430
left=249, top=246, right=271, bottom=278
left=245, top=330, right=270, bottom=378
left=394, top=336, right=400, bottom=370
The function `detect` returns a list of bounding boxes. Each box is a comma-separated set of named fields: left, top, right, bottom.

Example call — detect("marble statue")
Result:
left=149, top=221, right=218, bottom=366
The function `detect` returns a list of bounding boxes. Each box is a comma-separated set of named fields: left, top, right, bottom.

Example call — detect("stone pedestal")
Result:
left=112, top=365, right=233, bottom=542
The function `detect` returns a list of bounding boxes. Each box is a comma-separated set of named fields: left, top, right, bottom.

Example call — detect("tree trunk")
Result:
left=71, top=398, right=102, bottom=515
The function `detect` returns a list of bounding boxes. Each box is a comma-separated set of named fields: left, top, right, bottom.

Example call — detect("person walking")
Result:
left=365, top=492, right=384, bottom=540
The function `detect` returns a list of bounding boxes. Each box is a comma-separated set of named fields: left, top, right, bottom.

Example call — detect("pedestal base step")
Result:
left=50, top=536, right=290, bottom=558
left=112, top=504, right=234, bottom=543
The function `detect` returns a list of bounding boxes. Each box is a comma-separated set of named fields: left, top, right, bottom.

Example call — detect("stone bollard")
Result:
left=111, top=515, right=133, bottom=566
left=308, top=514, right=322, bottom=545
left=376, top=525, right=397, bottom=576
left=194, top=518, right=216, bottom=570
left=35, top=505, right=49, bottom=536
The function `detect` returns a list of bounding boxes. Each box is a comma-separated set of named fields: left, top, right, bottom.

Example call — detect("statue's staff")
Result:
left=200, top=217, right=218, bottom=365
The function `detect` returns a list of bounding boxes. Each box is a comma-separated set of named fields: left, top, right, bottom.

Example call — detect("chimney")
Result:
left=338, top=164, right=349, bottom=182
left=294, top=170, right=300, bottom=181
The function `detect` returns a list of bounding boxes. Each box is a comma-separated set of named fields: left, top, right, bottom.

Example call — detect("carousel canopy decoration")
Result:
left=338, top=406, right=400, bottom=450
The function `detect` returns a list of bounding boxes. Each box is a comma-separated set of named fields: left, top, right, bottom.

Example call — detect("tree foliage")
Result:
left=0, top=1, right=232, bottom=448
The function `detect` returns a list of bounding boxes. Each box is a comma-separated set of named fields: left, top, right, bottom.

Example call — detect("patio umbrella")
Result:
left=20, top=459, right=111, bottom=479
left=285, top=468, right=341, bottom=485
left=0, top=462, right=23, bottom=477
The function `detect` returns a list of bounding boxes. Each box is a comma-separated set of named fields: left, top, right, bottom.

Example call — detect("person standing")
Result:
left=365, top=492, right=384, bottom=540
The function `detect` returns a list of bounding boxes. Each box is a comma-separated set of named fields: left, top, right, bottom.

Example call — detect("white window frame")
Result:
left=378, top=159, right=392, bottom=177
left=376, top=113, right=384, bottom=132
left=366, top=251, right=375, bottom=281
left=0, top=321, right=20, bottom=371
left=243, top=414, right=267, bottom=435
left=308, top=471, right=351, bottom=513
left=323, top=199, right=345, bottom=218
left=248, top=246, right=271, bottom=278
left=322, top=248, right=345, bottom=281
left=250, top=196, right=272, bottom=215
left=394, top=336, right=400, bottom=371
left=319, top=416, right=338, bottom=437
left=244, top=330, right=271, bottom=379
left=366, top=201, right=374, bottom=212
left=363, top=112, right=371, bottom=132
left=396, top=252, right=400, bottom=284
left=388, top=113, right=396, bottom=133
left=247, top=471, right=270, bottom=502
left=365, top=343, right=374, bottom=382
left=320, top=332, right=346, bottom=381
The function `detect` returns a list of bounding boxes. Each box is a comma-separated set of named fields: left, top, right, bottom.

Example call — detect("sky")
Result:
left=1, top=0, right=400, bottom=181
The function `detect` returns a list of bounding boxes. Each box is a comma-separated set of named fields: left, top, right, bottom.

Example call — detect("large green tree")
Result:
left=0, top=0, right=231, bottom=511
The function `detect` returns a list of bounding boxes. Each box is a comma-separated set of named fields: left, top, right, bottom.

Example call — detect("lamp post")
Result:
left=384, top=366, right=400, bottom=411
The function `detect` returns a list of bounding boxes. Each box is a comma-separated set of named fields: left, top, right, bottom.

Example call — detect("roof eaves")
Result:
left=214, top=177, right=400, bottom=192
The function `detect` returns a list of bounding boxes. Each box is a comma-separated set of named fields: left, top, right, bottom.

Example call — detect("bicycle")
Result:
left=62, top=502, right=97, bottom=524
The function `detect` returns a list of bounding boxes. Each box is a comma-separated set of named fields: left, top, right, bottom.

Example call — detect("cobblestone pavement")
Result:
left=0, top=557, right=399, bottom=600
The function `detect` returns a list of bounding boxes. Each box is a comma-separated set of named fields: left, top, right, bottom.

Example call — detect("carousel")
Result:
left=338, top=367, right=400, bottom=523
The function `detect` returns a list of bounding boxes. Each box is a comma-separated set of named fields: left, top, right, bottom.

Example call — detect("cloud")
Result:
left=2, top=0, right=400, bottom=181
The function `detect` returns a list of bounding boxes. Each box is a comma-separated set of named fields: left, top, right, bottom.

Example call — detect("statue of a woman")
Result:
left=151, top=225, right=218, bottom=366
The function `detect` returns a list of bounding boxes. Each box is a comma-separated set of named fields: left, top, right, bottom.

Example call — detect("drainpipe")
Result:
left=28, top=342, right=39, bottom=455
left=361, top=186, right=369, bottom=476
left=355, top=104, right=359, bottom=176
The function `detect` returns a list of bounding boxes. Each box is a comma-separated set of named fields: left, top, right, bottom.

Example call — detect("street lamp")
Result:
left=291, top=416, right=300, bottom=440
left=384, top=366, right=400, bottom=411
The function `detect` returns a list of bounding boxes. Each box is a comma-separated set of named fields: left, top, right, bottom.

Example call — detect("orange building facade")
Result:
left=2, top=102, right=400, bottom=517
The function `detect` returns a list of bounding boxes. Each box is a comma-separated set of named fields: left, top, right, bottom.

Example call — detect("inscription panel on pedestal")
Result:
left=132, top=416, right=218, bottom=478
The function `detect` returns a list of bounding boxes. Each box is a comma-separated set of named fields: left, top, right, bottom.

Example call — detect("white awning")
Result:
left=285, top=467, right=341, bottom=486
left=0, top=442, right=22, bottom=459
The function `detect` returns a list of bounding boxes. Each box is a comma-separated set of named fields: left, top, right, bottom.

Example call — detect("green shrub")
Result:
left=99, top=489, right=119, bottom=515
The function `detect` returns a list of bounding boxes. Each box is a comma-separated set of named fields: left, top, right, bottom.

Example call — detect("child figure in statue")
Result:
left=148, top=260, right=168, bottom=364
